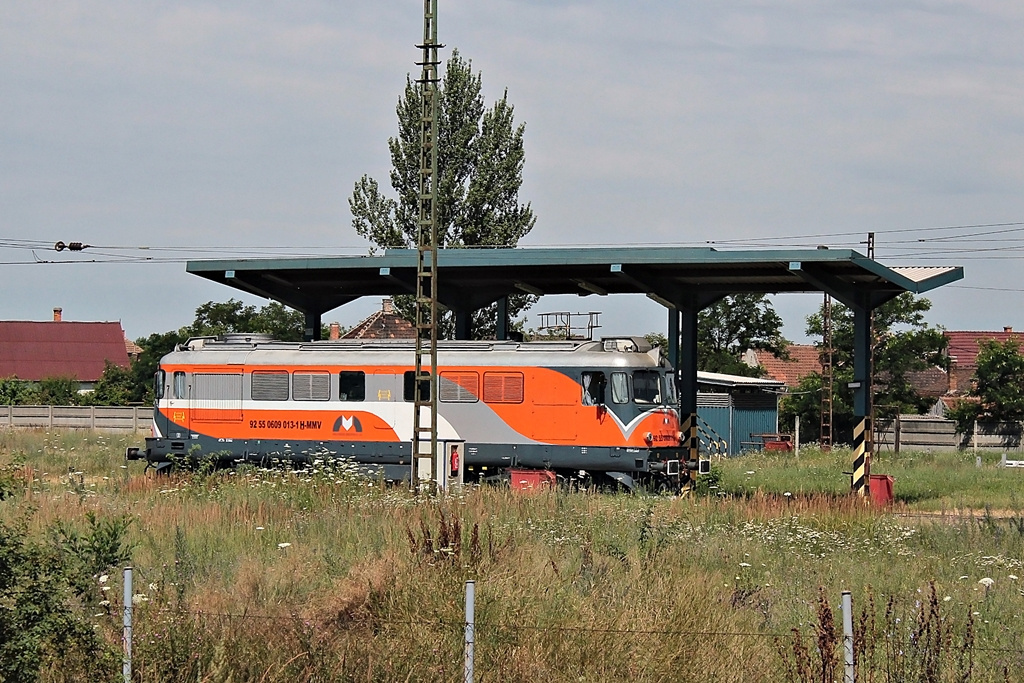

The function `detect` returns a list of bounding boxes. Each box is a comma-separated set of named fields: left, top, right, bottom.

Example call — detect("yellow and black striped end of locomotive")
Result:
left=128, top=334, right=685, bottom=489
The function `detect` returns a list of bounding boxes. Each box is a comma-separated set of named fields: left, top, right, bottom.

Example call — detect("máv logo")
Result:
left=332, top=415, right=363, bottom=433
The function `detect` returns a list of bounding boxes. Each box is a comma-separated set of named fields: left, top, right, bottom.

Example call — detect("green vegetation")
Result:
left=349, top=48, right=536, bottom=339
left=949, top=339, right=1024, bottom=431
left=2, top=430, right=1023, bottom=681
left=782, top=293, right=949, bottom=443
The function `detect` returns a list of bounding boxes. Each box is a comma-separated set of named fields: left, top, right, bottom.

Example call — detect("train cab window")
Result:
left=293, top=372, right=330, bottom=401
left=173, top=371, right=187, bottom=399
left=339, top=371, right=365, bottom=402
left=154, top=370, right=165, bottom=400
left=609, top=372, right=629, bottom=404
left=633, top=370, right=661, bottom=404
left=440, top=371, right=479, bottom=403
left=251, top=371, right=289, bottom=401
left=581, top=372, right=606, bottom=406
left=403, top=371, right=431, bottom=402
left=665, top=372, right=678, bottom=405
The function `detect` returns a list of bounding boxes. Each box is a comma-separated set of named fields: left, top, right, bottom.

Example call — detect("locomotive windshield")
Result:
left=632, top=370, right=661, bottom=404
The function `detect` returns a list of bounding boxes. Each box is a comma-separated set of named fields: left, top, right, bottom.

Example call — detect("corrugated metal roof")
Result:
left=0, top=321, right=131, bottom=381
left=888, top=266, right=962, bottom=284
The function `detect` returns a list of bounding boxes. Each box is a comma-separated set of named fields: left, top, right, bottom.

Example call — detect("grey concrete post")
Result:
left=842, top=590, right=854, bottom=683
left=123, top=566, right=133, bottom=683
left=464, top=580, right=475, bottom=683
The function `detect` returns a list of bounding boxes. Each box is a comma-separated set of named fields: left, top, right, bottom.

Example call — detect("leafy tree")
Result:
left=947, top=339, right=1024, bottom=430
left=80, top=361, right=137, bottom=406
left=0, top=377, right=35, bottom=405
left=780, top=293, right=948, bottom=443
left=36, top=376, right=80, bottom=406
left=698, top=294, right=786, bottom=376
left=349, top=48, right=537, bottom=338
left=642, top=294, right=786, bottom=376
left=186, top=299, right=308, bottom=341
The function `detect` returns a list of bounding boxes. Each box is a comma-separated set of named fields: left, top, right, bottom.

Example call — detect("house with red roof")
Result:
left=337, top=298, right=415, bottom=340
left=944, top=327, right=1022, bottom=394
left=742, top=344, right=821, bottom=389
left=0, top=308, right=131, bottom=391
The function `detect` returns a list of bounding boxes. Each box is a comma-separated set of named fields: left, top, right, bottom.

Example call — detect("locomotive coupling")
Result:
left=125, top=447, right=142, bottom=461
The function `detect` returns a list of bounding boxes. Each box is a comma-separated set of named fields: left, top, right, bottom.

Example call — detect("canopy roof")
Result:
left=187, top=246, right=963, bottom=316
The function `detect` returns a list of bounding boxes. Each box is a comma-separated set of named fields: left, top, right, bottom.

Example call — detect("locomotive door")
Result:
left=437, top=441, right=465, bottom=491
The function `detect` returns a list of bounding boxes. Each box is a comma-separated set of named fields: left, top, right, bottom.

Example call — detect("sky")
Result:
left=2, top=1, right=1023, bottom=343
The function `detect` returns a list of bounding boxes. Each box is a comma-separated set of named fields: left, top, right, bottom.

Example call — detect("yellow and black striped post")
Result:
left=852, top=416, right=871, bottom=496
left=680, top=412, right=700, bottom=486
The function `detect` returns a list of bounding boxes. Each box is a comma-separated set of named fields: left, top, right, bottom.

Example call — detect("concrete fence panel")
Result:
left=0, top=405, right=148, bottom=433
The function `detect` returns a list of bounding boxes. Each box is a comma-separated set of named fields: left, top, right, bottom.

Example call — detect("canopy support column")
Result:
left=495, top=297, right=509, bottom=340
left=851, top=300, right=872, bottom=497
left=303, top=311, right=322, bottom=342
left=678, top=307, right=700, bottom=468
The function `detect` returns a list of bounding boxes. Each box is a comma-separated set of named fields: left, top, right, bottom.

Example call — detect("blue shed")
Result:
left=695, top=372, right=785, bottom=456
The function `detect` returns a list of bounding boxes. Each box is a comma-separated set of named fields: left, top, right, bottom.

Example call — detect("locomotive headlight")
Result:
left=644, top=432, right=653, bottom=444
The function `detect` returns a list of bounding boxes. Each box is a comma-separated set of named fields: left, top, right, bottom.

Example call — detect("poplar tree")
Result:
left=348, top=49, right=536, bottom=338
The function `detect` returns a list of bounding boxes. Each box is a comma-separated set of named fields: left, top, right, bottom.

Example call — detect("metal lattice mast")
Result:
left=412, top=0, right=441, bottom=487
left=820, top=293, right=834, bottom=450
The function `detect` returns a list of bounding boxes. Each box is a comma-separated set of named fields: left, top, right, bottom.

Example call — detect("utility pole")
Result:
left=412, top=0, right=441, bottom=488
left=820, top=293, right=833, bottom=451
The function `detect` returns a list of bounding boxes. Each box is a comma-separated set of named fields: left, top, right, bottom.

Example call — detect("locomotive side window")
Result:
left=173, top=371, right=187, bottom=399
left=609, top=372, right=629, bottom=404
left=293, top=371, right=330, bottom=401
left=403, top=371, right=431, bottom=401
left=483, top=372, right=524, bottom=404
left=581, top=372, right=606, bottom=406
left=632, top=370, right=661, bottom=404
left=251, top=370, right=289, bottom=401
left=154, top=370, right=165, bottom=400
left=440, top=372, right=479, bottom=403
left=339, top=371, right=365, bottom=401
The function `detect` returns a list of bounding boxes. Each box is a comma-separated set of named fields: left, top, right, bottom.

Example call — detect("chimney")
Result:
left=382, top=298, right=394, bottom=315
left=329, top=322, right=341, bottom=341
left=53, top=307, right=62, bottom=322
left=1004, top=326, right=1013, bottom=333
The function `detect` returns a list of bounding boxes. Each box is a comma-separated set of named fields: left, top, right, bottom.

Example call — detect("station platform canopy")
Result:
left=187, top=246, right=963, bottom=328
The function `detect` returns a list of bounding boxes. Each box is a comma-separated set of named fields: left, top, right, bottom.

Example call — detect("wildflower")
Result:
left=979, top=577, right=995, bottom=588
left=745, top=471, right=755, bottom=475
left=256, top=526, right=265, bottom=531
left=784, top=491, right=792, bottom=497
left=148, top=583, right=159, bottom=592
left=99, top=600, right=110, bottom=607
left=959, top=575, right=969, bottom=580
left=943, top=596, right=952, bottom=602
left=739, top=562, right=751, bottom=567
left=1010, top=575, right=1019, bottom=581
left=98, top=574, right=109, bottom=584
left=131, top=594, right=149, bottom=605
left=278, top=542, right=292, bottom=549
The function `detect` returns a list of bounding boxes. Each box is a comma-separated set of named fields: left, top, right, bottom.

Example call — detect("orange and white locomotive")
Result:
left=128, top=334, right=690, bottom=489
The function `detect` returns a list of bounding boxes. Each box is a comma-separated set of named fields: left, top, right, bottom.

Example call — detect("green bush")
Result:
left=0, top=518, right=119, bottom=682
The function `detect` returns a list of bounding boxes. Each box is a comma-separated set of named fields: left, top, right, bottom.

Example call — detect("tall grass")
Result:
left=2, top=429, right=1024, bottom=681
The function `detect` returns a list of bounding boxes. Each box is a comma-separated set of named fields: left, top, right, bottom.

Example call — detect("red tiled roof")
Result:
left=752, top=344, right=821, bottom=387
left=0, top=321, right=131, bottom=381
left=342, top=300, right=415, bottom=340
left=945, top=330, right=1022, bottom=367
left=905, top=367, right=949, bottom=398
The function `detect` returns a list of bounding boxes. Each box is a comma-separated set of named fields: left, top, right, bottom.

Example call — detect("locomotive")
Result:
left=126, top=334, right=697, bottom=490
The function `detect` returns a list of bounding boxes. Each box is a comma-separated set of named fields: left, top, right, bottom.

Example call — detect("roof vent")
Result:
left=219, top=333, right=276, bottom=345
